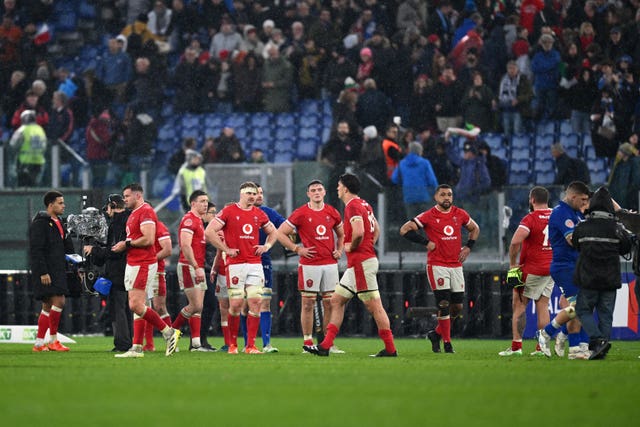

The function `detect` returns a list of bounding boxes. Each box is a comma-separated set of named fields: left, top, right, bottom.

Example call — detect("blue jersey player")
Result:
left=537, top=181, right=591, bottom=359
left=253, top=184, right=286, bottom=352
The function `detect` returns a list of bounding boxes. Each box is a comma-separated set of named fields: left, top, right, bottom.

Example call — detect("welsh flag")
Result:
left=34, top=23, right=51, bottom=46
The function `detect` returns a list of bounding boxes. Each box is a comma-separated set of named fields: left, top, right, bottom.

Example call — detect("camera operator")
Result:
left=84, top=194, right=132, bottom=352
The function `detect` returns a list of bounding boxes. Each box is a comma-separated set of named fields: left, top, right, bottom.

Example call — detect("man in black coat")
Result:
left=84, top=194, right=132, bottom=352
left=30, top=190, right=76, bottom=352
left=573, top=186, right=632, bottom=360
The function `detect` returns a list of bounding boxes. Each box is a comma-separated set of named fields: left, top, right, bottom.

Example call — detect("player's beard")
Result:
left=438, top=200, right=451, bottom=210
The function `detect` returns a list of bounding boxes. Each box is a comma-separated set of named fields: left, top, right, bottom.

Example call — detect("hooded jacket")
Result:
left=573, top=187, right=632, bottom=290
left=391, top=152, right=438, bottom=204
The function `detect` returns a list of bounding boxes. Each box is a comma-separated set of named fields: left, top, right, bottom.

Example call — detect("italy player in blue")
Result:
left=537, top=181, right=592, bottom=359
left=252, top=183, right=286, bottom=352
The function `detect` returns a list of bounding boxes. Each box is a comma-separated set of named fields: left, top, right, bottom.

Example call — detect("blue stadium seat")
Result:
left=299, top=112, right=320, bottom=127
left=234, top=127, right=248, bottom=140
left=509, top=133, right=532, bottom=151
left=226, top=113, right=249, bottom=128
left=250, top=112, right=273, bottom=127
left=535, top=171, right=555, bottom=185
left=584, top=145, right=598, bottom=161
left=558, top=133, right=580, bottom=158
left=203, top=126, right=221, bottom=138
left=533, top=158, right=554, bottom=173
left=322, top=114, right=333, bottom=129
left=251, top=138, right=272, bottom=152
left=161, top=103, right=174, bottom=118
left=181, top=114, right=200, bottom=129
left=251, top=126, right=273, bottom=141
left=274, top=138, right=295, bottom=153
left=297, top=138, right=318, bottom=160
left=298, top=125, right=320, bottom=139
left=79, top=1, right=97, bottom=19
left=180, top=127, right=199, bottom=140
left=275, top=113, right=296, bottom=127
left=491, top=145, right=508, bottom=160
left=275, top=127, right=295, bottom=140
left=203, top=114, right=224, bottom=127
left=510, top=146, right=530, bottom=161
left=55, top=12, right=78, bottom=33
left=590, top=170, right=608, bottom=184
left=273, top=150, right=294, bottom=163
left=558, top=120, right=573, bottom=135
left=158, top=125, right=177, bottom=141
left=299, top=100, right=321, bottom=115
left=581, top=133, right=593, bottom=157
left=480, top=133, right=504, bottom=151
left=534, top=133, right=554, bottom=150
left=536, top=120, right=556, bottom=136
left=508, top=159, right=531, bottom=185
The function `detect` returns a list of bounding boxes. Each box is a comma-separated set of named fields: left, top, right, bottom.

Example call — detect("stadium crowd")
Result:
left=1, top=0, right=640, bottom=209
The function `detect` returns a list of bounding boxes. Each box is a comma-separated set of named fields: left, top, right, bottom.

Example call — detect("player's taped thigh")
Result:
left=321, top=291, right=333, bottom=301
left=228, top=287, right=246, bottom=300
left=300, top=291, right=317, bottom=298
left=246, top=284, right=263, bottom=299
left=434, top=289, right=452, bottom=317
left=335, top=284, right=355, bottom=300
left=261, top=286, right=272, bottom=300
left=357, top=290, right=380, bottom=302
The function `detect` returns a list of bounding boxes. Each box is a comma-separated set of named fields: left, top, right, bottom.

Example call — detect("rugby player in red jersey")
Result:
left=172, top=190, right=212, bottom=352
left=113, top=183, right=180, bottom=358
left=204, top=182, right=278, bottom=354
left=400, top=184, right=480, bottom=354
left=304, top=173, right=397, bottom=357
left=276, top=180, right=345, bottom=351
left=500, top=186, right=554, bottom=357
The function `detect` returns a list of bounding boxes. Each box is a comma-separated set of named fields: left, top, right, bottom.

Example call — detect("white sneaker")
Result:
left=115, top=349, right=144, bottom=358
left=530, top=350, right=545, bottom=356
left=190, top=346, right=215, bottom=352
left=568, top=346, right=590, bottom=360
left=263, top=344, right=279, bottom=353
left=498, top=348, right=523, bottom=356
left=554, top=332, right=567, bottom=357
left=536, top=329, right=552, bottom=357
left=330, top=345, right=345, bottom=354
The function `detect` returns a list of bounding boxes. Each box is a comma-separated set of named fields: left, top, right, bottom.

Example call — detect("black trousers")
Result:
left=109, top=287, right=132, bottom=351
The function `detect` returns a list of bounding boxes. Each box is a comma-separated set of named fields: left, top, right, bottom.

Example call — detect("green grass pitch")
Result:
left=1, top=337, right=638, bottom=427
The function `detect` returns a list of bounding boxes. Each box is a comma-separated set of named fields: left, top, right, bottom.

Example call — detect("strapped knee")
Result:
left=434, top=289, right=451, bottom=317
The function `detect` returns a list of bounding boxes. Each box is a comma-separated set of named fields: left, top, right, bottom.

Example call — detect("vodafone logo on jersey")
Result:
left=443, top=225, right=454, bottom=236
left=242, top=224, right=253, bottom=234
left=316, top=225, right=327, bottom=235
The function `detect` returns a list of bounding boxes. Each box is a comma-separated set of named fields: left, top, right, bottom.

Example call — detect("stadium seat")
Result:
left=250, top=112, right=273, bottom=127
left=273, top=138, right=295, bottom=153
left=158, top=125, right=177, bottom=141
left=275, top=113, right=296, bottom=127
left=299, top=100, right=321, bottom=115
left=298, top=125, right=320, bottom=139
left=299, top=112, right=320, bottom=127
left=535, top=171, right=555, bottom=185
left=480, top=133, right=504, bottom=151
left=234, top=127, right=248, bottom=139
left=275, top=127, right=296, bottom=140
left=181, top=114, right=200, bottom=129
left=251, top=126, right=273, bottom=141
left=180, top=127, right=199, bottom=140
left=491, top=145, right=508, bottom=160
left=203, top=114, right=224, bottom=127
left=535, top=120, right=556, bottom=136
left=273, top=150, right=294, bottom=163
left=225, top=113, right=248, bottom=128
left=251, top=137, right=272, bottom=152
left=558, top=133, right=580, bottom=158
left=590, top=170, right=608, bottom=184
left=297, top=138, right=318, bottom=160
left=558, top=120, right=573, bottom=135
left=509, top=133, right=532, bottom=151
left=510, top=146, right=530, bottom=161
left=581, top=133, right=593, bottom=157
left=533, top=158, right=554, bottom=173
left=508, top=159, right=531, bottom=185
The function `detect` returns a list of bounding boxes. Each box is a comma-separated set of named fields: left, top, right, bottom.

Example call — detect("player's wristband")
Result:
left=403, top=229, right=429, bottom=246
left=264, top=242, right=272, bottom=250
left=465, top=239, right=476, bottom=250
left=125, top=240, right=132, bottom=248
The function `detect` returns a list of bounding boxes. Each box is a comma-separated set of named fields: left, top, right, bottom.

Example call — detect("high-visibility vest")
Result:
left=18, top=124, right=47, bottom=166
